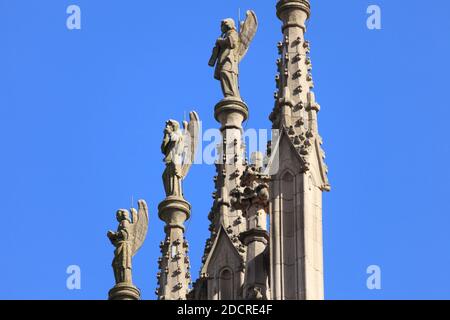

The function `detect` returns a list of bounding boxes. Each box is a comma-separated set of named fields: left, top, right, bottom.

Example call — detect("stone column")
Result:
left=156, top=196, right=192, bottom=300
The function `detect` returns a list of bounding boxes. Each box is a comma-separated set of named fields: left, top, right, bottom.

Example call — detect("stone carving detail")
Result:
left=107, top=200, right=149, bottom=286
left=230, top=153, right=271, bottom=301
left=161, top=111, right=200, bottom=198
left=231, top=164, right=270, bottom=227
left=208, top=11, right=258, bottom=99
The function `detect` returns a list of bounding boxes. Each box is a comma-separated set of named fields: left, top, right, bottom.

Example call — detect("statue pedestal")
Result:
left=158, top=196, right=191, bottom=232
left=108, top=283, right=141, bottom=300
left=214, top=97, right=249, bottom=131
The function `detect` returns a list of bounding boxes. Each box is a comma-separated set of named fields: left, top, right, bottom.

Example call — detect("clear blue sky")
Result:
left=1, top=0, right=450, bottom=300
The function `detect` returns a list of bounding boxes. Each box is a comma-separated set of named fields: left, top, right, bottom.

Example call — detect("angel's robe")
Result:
left=214, top=29, right=240, bottom=98
left=113, top=220, right=132, bottom=282
left=162, top=129, right=184, bottom=197
left=164, top=130, right=184, bottom=166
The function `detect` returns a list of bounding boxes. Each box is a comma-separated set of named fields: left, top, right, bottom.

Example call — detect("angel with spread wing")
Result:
left=107, top=200, right=149, bottom=285
left=208, top=10, right=258, bottom=99
left=161, top=111, right=200, bottom=198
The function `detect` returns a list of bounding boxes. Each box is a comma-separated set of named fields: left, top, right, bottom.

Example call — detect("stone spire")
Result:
left=156, top=198, right=192, bottom=300
left=271, top=0, right=329, bottom=189
left=271, top=0, right=313, bottom=132
left=268, top=0, right=330, bottom=300
left=195, top=98, right=249, bottom=299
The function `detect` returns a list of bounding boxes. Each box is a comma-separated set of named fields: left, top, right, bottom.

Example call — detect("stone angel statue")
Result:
left=161, top=111, right=200, bottom=198
left=208, top=10, right=258, bottom=99
left=107, top=199, right=149, bottom=285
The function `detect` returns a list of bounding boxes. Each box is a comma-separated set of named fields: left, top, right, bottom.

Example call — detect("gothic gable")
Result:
left=268, top=128, right=329, bottom=191
left=201, top=226, right=244, bottom=276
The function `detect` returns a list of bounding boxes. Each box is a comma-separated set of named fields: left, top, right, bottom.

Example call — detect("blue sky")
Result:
left=1, top=0, right=450, bottom=300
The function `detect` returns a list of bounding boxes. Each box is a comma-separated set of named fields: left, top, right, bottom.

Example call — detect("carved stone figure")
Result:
left=161, top=111, right=200, bottom=198
left=208, top=11, right=258, bottom=99
left=107, top=200, right=149, bottom=285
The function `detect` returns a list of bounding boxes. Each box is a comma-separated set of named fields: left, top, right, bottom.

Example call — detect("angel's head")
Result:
left=164, top=119, right=180, bottom=134
left=221, top=18, right=236, bottom=33
left=116, top=209, right=129, bottom=222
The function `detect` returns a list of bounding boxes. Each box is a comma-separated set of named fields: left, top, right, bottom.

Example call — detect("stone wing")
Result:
left=238, top=10, right=258, bottom=62
left=181, top=111, right=200, bottom=178
left=130, top=199, right=149, bottom=255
